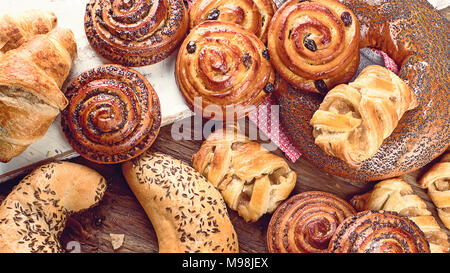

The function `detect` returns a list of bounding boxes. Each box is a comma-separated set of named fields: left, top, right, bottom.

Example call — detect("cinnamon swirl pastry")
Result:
left=328, top=211, right=430, bottom=253
left=61, top=65, right=161, bottom=164
left=267, top=0, right=359, bottom=94
left=175, top=21, right=275, bottom=120
left=266, top=191, right=356, bottom=253
left=84, top=0, right=189, bottom=66
left=189, top=0, right=277, bottom=43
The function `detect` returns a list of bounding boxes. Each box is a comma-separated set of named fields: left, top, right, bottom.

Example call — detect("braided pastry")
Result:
left=351, top=178, right=449, bottom=253
left=189, top=0, right=277, bottom=43
left=0, top=162, right=107, bottom=253
left=61, top=65, right=161, bottom=164
left=0, top=10, right=57, bottom=55
left=267, top=0, right=359, bottom=94
left=419, top=153, right=450, bottom=230
left=310, top=65, right=418, bottom=168
left=84, top=0, right=189, bottom=66
left=192, top=129, right=296, bottom=222
left=266, top=191, right=355, bottom=253
left=175, top=21, right=275, bottom=120
left=329, top=210, right=430, bottom=253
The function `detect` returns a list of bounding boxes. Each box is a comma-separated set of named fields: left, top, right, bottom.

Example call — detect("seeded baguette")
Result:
left=0, top=162, right=107, bottom=253
left=122, top=151, right=239, bottom=253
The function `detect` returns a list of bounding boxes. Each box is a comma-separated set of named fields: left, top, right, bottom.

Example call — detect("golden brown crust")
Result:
left=328, top=210, right=430, bottom=253
left=122, top=151, right=239, bottom=253
left=189, top=0, right=276, bottom=43
left=350, top=178, right=449, bottom=253
left=266, top=191, right=355, bottom=253
left=0, top=28, right=77, bottom=162
left=310, top=65, right=418, bottom=168
left=84, top=0, right=189, bottom=67
left=267, top=0, right=359, bottom=93
left=419, top=153, right=450, bottom=230
left=176, top=21, right=275, bottom=120
left=0, top=162, right=107, bottom=253
left=0, top=10, right=57, bottom=54
left=192, top=129, right=296, bottom=222
left=61, top=65, right=161, bottom=164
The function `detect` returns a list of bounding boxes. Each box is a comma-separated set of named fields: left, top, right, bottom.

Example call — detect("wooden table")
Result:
left=1, top=6, right=448, bottom=254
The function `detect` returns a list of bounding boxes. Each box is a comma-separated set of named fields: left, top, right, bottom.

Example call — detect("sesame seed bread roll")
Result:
left=0, top=162, right=107, bottom=253
left=122, top=151, right=239, bottom=253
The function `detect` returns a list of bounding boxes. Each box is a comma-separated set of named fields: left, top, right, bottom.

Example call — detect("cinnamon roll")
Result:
left=84, top=0, right=189, bottom=66
left=175, top=21, right=275, bottom=120
left=61, top=65, right=161, bottom=164
left=267, top=0, right=359, bottom=94
left=328, top=211, right=430, bottom=253
left=266, top=191, right=356, bottom=253
left=189, top=0, right=277, bottom=43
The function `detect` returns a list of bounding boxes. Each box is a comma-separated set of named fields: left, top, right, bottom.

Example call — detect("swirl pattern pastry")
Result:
left=61, top=65, right=161, bottom=164
left=84, top=0, right=189, bottom=66
left=267, top=191, right=356, bottom=253
left=189, top=0, right=276, bottom=43
left=268, top=0, right=359, bottom=94
left=176, top=21, right=275, bottom=120
left=328, top=210, right=430, bottom=253
left=310, top=65, right=418, bottom=168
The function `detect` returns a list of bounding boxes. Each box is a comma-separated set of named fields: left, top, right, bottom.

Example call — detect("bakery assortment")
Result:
left=122, top=151, right=239, bottom=253
left=61, top=64, right=161, bottom=164
left=189, top=0, right=276, bottom=43
left=175, top=21, right=275, bottom=120
left=192, top=129, right=296, bottom=222
left=0, top=0, right=448, bottom=254
left=310, top=65, right=418, bottom=168
left=419, top=153, right=450, bottom=230
left=351, top=178, right=449, bottom=253
left=329, top=210, right=431, bottom=253
left=0, top=162, right=107, bottom=253
left=276, top=0, right=449, bottom=181
left=0, top=27, right=77, bottom=162
left=0, top=9, right=57, bottom=55
left=268, top=0, right=359, bottom=94
left=267, top=191, right=355, bottom=253
left=84, top=0, right=189, bottom=67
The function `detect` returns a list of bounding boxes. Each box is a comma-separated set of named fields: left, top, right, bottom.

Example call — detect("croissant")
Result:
left=0, top=27, right=77, bottom=162
left=310, top=65, right=418, bottom=168
left=419, top=153, right=450, bottom=230
left=192, top=129, right=297, bottom=222
left=0, top=9, right=57, bottom=55
left=350, top=178, right=449, bottom=253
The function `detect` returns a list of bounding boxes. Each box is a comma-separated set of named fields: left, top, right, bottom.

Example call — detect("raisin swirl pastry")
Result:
left=328, top=210, right=430, bottom=253
left=267, top=191, right=356, bottom=253
left=84, top=0, right=189, bottom=66
left=189, top=0, right=277, bottom=43
left=61, top=65, right=161, bottom=164
left=268, top=0, right=359, bottom=94
left=176, top=21, right=275, bottom=120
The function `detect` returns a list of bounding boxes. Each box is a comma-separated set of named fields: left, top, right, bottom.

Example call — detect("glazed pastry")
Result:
left=122, top=151, right=239, bottom=253
left=419, top=153, right=450, bottom=230
left=84, top=0, right=189, bottom=66
left=0, top=162, right=107, bottom=253
left=310, top=65, right=418, bottom=168
left=328, top=210, right=430, bottom=253
left=0, top=9, right=57, bottom=55
left=192, top=129, right=296, bottom=222
left=189, top=0, right=276, bottom=43
left=351, top=178, right=449, bottom=253
left=0, top=28, right=77, bottom=162
left=176, top=21, right=275, bottom=120
left=61, top=65, right=161, bottom=164
left=266, top=191, right=355, bottom=253
left=267, top=0, right=359, bottom=94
